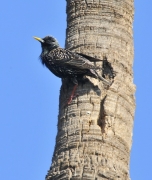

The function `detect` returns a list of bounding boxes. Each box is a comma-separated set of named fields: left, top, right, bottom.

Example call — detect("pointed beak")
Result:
left=33, top=36, right=44, bottom=43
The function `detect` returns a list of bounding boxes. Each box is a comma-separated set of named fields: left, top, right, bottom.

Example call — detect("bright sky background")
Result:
left=0, top=1, right=151, bottom=180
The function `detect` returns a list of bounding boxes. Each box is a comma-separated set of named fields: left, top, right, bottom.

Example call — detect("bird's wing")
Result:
left=48, top=48, right=100, bottom=69
left=77, top=53, right=103, bottom=62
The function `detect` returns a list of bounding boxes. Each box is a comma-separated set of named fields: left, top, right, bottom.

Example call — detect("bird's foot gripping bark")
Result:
left=66, top=84, right=79, bottom=105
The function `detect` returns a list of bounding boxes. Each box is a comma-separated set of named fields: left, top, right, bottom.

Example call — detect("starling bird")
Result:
left=34, top=36, right=111, bottom=104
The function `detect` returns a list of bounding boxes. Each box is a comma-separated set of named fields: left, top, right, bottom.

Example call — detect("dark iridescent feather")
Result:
left=77, top=53, right=104, bottom=62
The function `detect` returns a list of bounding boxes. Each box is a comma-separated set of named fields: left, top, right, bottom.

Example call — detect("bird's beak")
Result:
left=33, top=36, right=44, bottom=43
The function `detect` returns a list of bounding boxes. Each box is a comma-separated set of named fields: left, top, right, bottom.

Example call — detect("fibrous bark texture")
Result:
left=46, top=0, right=135, bottom=179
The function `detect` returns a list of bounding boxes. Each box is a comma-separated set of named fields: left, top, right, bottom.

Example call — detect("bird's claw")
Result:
left=67, top=93, right=79, bottom=105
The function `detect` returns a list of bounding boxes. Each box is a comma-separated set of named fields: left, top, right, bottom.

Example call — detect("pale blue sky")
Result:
left=0, top=1, right=151, bottom=180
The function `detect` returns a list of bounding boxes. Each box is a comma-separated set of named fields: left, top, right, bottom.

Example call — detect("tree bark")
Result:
left=46, top=0, right=135, bottom=179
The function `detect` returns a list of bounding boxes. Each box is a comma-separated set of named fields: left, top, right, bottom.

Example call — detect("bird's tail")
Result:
left=90, top=69, right=111, bottom=86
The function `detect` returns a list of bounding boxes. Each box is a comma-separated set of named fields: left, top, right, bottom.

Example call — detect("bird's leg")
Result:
left=67, top=84, right=78, bottom=105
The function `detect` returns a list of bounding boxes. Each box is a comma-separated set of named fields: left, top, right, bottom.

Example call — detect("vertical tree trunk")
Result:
left=46, top=0, right=135, bottom=179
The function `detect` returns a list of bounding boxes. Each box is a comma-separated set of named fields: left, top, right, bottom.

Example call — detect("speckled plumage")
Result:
left=34, top=36, right=111, bottom=85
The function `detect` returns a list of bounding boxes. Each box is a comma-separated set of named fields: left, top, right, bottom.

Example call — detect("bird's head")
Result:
left=33, top=36, right=60, bottom=53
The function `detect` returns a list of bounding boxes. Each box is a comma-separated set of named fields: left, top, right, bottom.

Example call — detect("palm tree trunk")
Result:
left=46, top=0, right=135, bottom=179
